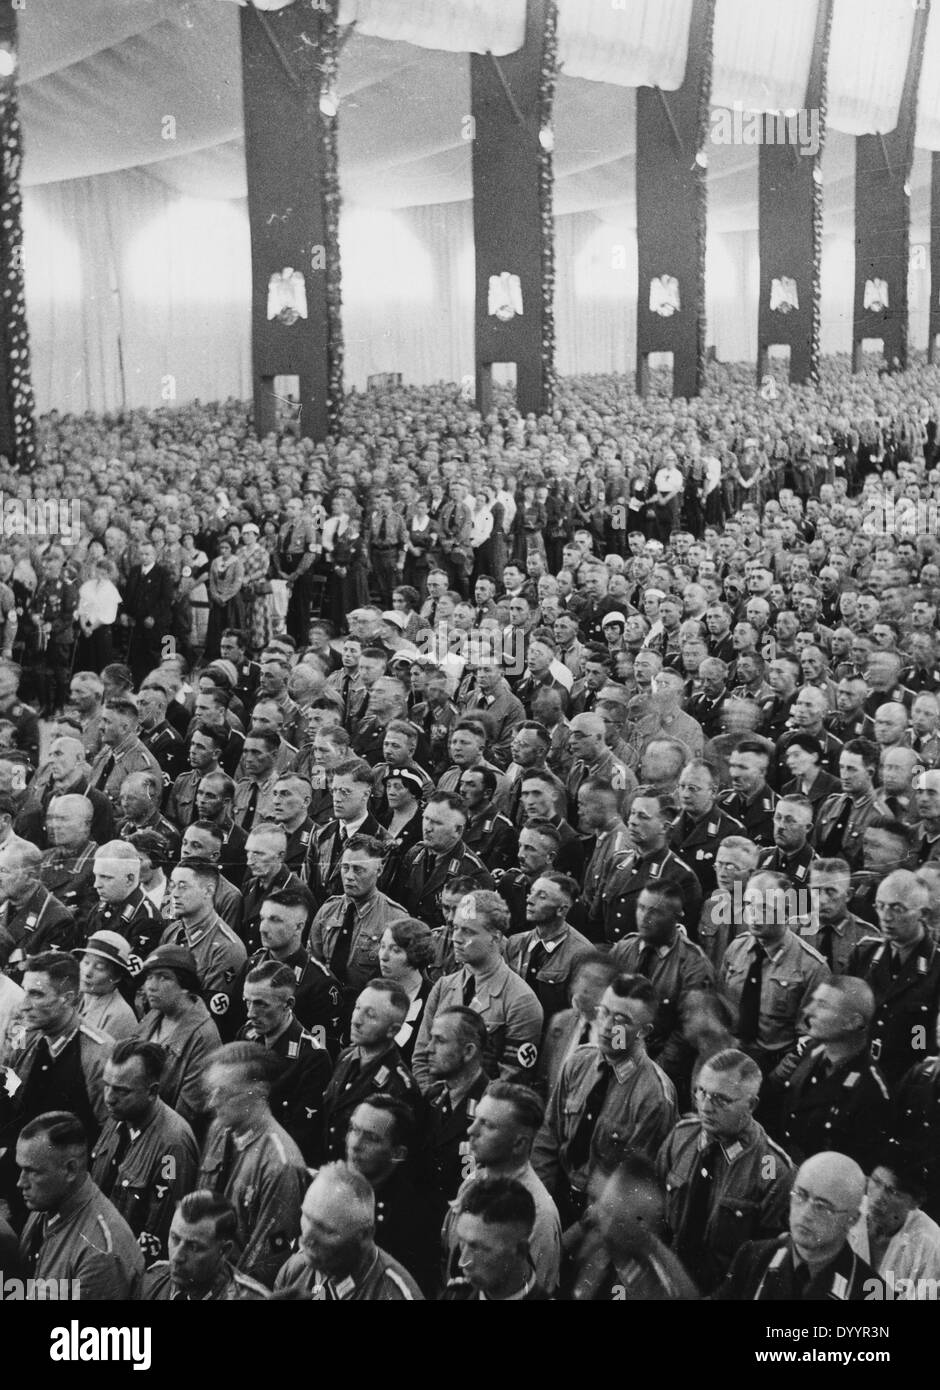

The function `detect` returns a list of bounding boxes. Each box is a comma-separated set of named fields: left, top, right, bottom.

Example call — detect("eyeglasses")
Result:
left=693, top=1085, right=739, bottom=1111
left=875, top=901, right=914, bottom=918
left=789, top=1186, right=853, bottom=1219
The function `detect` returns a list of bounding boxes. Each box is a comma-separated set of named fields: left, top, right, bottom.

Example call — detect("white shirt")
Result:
left=849, top=1199, right=940, bottom=1296
left=143, top=871, right=168, bottom=913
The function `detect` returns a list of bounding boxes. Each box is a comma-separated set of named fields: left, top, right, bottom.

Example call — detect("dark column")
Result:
left=853, top=3, right=928, bottom=372
left=471, top=0, right=557, bottom=416
left=635, top=0, right=715, bottom=400
left=0, top=0, right=34, bottom=470
left=240, top=0, right=342, bottom=442
left=756, top=0, right=833, bottom=386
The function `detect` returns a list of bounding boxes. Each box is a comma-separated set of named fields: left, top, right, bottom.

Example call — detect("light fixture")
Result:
left=538, top=126, right=554, bottom=153
left=0, top=47, right=17, bottom=79
left=319, top=89, right=338, bottom=119
left=694, top=149, right=708, bottom=169
left=812, top=165, right=823, bottom=186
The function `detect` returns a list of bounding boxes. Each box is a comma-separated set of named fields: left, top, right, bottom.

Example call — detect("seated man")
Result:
left=715, top=1151, right=884, bottom=1301
left=17, top=1109, right=144, bottom=1299
left=656, top=1048, right=794, bottom=1294
left=142, top=1190, right=270, bottom=1300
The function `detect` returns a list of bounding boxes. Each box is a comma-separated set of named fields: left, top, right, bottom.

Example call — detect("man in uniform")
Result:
left=272, top=1162, right=422, bottom=1300
left=602, top=788, right=703, bottom=944
left=87, top=697, right=162, bottom=818
left=142, top=1190, right=269, bottom=1300
left=30, top=551, right=76, bottom=718
left=814, top=739, right=889, bottom=871
left=849, top=868, right=940, bottom=1084
left=655, top=1049, right=794, bottom=1294
left=388, top=791, right=493, bottom=932
left=305, top=758, right=386, bottom=909
left=768, top=977, right=891, bottom=1172
left=137, top=684, right=186, bottom=787
left=670, top=760, right=744, bottom=900
left=0, top=839, right=77, bottom=980
left=309, top=834, right=409, bottom=1018
left=166, top=722, right=226, bottom=830
left=575, top=777, right=630, bottom=939
left=270, top=773, right=315, bottom=874
left=720, top=870, right=830, bottom=1074
left=122, top=541, right=174, bottom=686
left=238, top=961, right=332, bottom=1163
left=17, top=1109, right=144, bottom=1299
left=757, top=794, right=816, bottom=888
left=248, top=884, right=342, bottom=1052
left=197, top=1041, right=307, bottom=1288
left=714, top=1151, right=883, bottom=1301
left=505, top=872, right=594, bottom=1023
left=443, top=1177, right=551, bottom=1301
left=412, top=890, right=543, bottom=1092
left=533, top=974, right=677, bottom=1227
left=117, top=770, right=181, bottom=863
left=39, top=794, right=100, bottom=942
left=609, top=884, right=713, bottom=1097
left=241, top=821, right=304, bottom=955
left=799, top=858, right=875, bottom=972
left=423, top=1006, right=489, bottom=1207
left=161, top=860, right=247, bottom=1041
left=87, top=840, right=164, bottom=978
left=0, top=659, right=39, bottom=766
left=274, top=496, right=320, bottom=646
left=717, top=738, right=777, bottom=848
left=459, top=766, right=518, bottom=872
left=369, top=493, right=408, bottom=608
left=90, top=1038, right=199, bottom=1264
left=894, top=1013, right=940, bottom=1223
left=322, top=979, right=423, bottom=1161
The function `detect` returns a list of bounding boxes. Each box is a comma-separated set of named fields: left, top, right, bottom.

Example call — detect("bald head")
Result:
left=798, top=1151, right=866, bottom=1213
left=790, top=1151, right=866, bottom=1265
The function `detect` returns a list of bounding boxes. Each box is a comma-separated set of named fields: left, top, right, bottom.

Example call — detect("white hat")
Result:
left=381, top=610, right=407, bottom=632
left=601, top=611, right=627, bottom=627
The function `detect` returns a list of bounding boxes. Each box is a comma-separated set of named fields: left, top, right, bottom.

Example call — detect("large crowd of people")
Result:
left=1, top=352, right=940, bottom=1300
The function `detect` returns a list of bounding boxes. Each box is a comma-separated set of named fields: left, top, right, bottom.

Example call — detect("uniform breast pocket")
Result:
left=354, top=931, right=382, bottom=964
left=713, top=1196, right=759, bottom=1249
left=767, top=977, right=800, bottom=1016
left=664, top=1167, right=688, bottom=1195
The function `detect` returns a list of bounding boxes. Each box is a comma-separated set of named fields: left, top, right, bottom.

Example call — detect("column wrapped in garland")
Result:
left=537, top=0, right=558, bottom=414
left=809, top=0, right=834, bottom=387
left=692, top=0, right=715, bottom=395
left=0, top=4, right=35, bottom=473
left=315, top=1, right=344, bottom=439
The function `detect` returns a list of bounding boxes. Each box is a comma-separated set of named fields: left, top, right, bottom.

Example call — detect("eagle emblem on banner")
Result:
left=649, top=275, right=680, bottom=317
left=864, top=278, right=889, bottom=313
left=488, top=272, right=523, bottom=321
left=267, top=268, right=308, bottom=326
left=770, top=277, right=798, bottom=314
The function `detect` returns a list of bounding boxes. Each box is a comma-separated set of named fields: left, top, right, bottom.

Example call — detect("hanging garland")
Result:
left=693, top=0, right=716, bottom=396
left=537, top=0, right=558, bottom=415
left=317, top=0, right=344, bottom=439
left=809, top=0, right=835, bottom=387
left=0, top=54, right=35, bottom=472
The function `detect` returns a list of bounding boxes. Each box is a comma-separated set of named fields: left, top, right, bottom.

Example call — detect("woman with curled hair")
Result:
left=378, top=916, right=434, bottom=1065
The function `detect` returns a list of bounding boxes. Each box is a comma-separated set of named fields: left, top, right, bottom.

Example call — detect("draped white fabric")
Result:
left=14, top=0, right=940, bottom=413
left=828, top=0, right=915, bottom=136
left=711, top=0, right=818, bottom=114
left=556, top=0, right=693, bottom=92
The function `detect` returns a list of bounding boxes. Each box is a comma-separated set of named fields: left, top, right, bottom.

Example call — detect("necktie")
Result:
left=815, top=922, right=835, bottom=968
left=568, top=1060, right=611, bottom=1172
left=341, top=673, right=352, bottom=721
left=676, top=1139, right=720, bottom=1277
left=577, top=1019, right=592, bottom=1046
left=636, top=943, right=657, bottom=978
left=889, top=947, right=903, bottom=980
left=242, top=782, right=259, bottom=832
left=215, top=1128, right=237, bottom=1193
left=791, top=1260, right=813, bottom=1299
left=737, top=944, right=766, bottom=1043
left=428, top=600, right=438, bottom=627
left=330, top=898, right=358, bottom=984
left=21, top=1215, right=46, bottom=1277
left=93, top=751, right=115, bottom=789
left=104, top=1123, right=134, bottom=1192
left=525, top=940, right=548, bottom=986
left=462, top=973, right=476, bottom=1006
left=379, top=514, right=388, bottom=543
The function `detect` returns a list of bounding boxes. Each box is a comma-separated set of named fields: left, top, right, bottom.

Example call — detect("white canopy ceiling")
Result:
left=13, top=0, right=940, bottom=233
